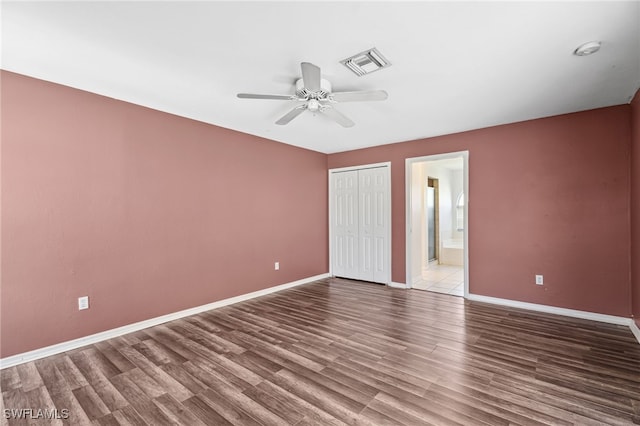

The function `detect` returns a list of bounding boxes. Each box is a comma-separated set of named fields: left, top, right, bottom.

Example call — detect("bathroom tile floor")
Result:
left=413, top=262, right=464, bottom=297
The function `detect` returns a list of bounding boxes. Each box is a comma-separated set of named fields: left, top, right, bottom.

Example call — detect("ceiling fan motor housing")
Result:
left=295, top=78, right=332, bottom=100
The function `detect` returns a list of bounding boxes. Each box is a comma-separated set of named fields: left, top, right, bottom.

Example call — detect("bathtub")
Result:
left=440, top=239, right=464, bottom=266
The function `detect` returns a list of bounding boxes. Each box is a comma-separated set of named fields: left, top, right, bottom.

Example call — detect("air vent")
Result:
left=340, top=48, right=391, bottom=76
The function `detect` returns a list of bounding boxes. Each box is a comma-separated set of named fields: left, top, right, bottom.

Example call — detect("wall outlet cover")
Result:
left=78, top=296, right=89, bottom=310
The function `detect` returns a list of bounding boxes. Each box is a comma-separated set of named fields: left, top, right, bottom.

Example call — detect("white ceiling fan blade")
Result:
left=237, top=93, right=295, bottom=100
left=275, top=105, right=307, bottom=125
left=301, top=62, right=321, bottom=91
left=330, top=90, right=388, bottom=102
left=322, top=106, right=355, bottom=128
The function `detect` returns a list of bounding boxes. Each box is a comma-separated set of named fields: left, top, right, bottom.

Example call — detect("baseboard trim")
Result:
left=467, top=293, right=632, bottom=326
left=0, top=273, right=330, bottom=369
left=388, top=282, right=407, bottom=289
left=631, top=320, right=640, bottom=345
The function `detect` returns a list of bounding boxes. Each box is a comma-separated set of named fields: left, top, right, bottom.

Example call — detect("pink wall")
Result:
left=1, top=71, right=328, bottom=358
left=2, top=70, right=635, bottom=359
left=631, top=89, right=640, bottom=329
left=328, top=106, right=632, bottom=317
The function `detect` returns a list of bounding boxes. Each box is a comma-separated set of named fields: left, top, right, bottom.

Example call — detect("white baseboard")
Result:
left=631, top=320, right=640, bottom=345
left=467, top=293, right=632, bottom=326
left=0, top=273, right=330, bottom=369
left=388, top=282, right=407, bottom=289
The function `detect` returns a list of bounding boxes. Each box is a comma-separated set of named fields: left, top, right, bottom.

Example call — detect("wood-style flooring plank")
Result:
left=15, top=363, right=43, bottom=393
left=52, top=356, right=90, bottom=391
left=268, top=367, right=367, bottom=425
left=152, top=393, right=207, bottom=426
left=2, top=277, right=639, bottom=425
left=181, top=395, right=231, bottom=425
left=67, top=351, right=129, bottom=412
left=0, top=388, right=7, bottom=426
left=110, top=405, right=149, bottom=426
left=72, top=385, right=111, bottom=420
left=91, top=413, right=120, bottom=426
left=194, top=388, right=264, bottom=426
left=0, top=367, right=21, bottom=392
left=252, top=380, right=348, bottom=426
left=2, top=389, right=29, bottom=426
left=241, top=384, right=306, bottom=425
left=109, top=373, right=173, bottom=425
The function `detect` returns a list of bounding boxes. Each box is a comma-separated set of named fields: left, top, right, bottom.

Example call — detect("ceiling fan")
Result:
left=237, top=62, right=388, bottom=128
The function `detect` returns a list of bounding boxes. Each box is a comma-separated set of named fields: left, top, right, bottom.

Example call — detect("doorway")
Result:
left=405, top=152, right=469, bottom=297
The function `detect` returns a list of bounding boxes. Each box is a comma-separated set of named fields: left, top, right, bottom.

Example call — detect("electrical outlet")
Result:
left=535, top=275, right=543, bottom=285
left=78, top=296, right=89, bottom=310
left=275, top=262, right=280, bottom=271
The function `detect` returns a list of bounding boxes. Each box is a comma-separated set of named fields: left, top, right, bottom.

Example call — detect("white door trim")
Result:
left=405, top=152, right=469, bottom=297
left=329, top=162, right=391, bottom=284
left=329, top=162, right=391, bottom=174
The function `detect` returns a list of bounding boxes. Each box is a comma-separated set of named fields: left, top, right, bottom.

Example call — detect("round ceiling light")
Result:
left=574, top=41, right=601, bottom=56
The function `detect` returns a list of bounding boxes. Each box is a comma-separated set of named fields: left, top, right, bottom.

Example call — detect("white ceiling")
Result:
left=2, top=1, right=639, bottom=154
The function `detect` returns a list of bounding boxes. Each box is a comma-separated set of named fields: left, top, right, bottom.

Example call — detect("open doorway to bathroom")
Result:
left=406, top=152, right=468, bottom=297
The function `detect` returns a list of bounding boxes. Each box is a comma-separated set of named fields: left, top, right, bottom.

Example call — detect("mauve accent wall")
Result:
left=632, top=89, right=640, bottom=329
left=328, top=106, right=632, bottom=317
left=1, top=71, right=328, bottom=358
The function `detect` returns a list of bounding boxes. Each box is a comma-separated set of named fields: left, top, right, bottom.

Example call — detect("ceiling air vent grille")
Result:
left=340, top=48, right=391, bottom=76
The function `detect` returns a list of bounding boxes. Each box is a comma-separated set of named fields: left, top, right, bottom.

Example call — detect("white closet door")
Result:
left=358, top=167, right=390, bottom=283
left=331, top=165, right=390, bottom=284
left=331, top=170, right=359, bottom=280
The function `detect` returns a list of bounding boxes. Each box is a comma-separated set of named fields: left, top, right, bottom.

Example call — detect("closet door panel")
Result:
left=331, top=171, right=359, bottom=279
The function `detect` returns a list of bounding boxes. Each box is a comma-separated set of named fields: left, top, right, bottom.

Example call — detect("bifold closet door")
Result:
left=331, top=170, right=359, bottom=280
left=331, top=166, right=390, bottom=284
left=358, top=167, right=389, bottom=283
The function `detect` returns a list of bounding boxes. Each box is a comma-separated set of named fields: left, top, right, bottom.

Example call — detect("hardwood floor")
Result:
left=2, top=277, right=640, bottom=425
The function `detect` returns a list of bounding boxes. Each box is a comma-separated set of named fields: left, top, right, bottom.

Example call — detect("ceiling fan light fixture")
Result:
left=307, top=99, right=320, bottom=112
left=574, top=41, right=601, bottom=56
left=341, top=47, right=391, bottom=76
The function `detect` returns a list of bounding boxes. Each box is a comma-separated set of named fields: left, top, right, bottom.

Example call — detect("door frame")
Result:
left=405, top=152, right=469, bottom=296
left=329, top=162, right=392, bottom=284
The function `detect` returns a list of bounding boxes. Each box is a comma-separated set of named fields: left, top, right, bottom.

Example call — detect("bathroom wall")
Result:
left=451, top=168, right=464, bottom=240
